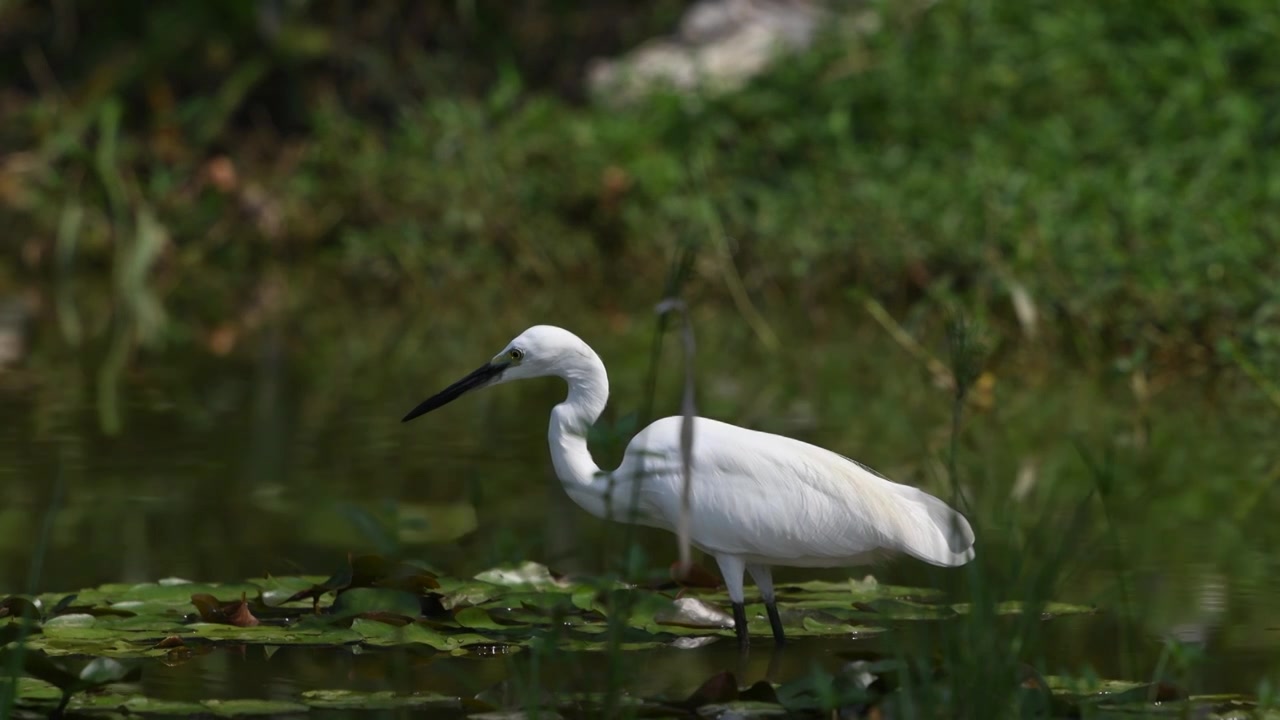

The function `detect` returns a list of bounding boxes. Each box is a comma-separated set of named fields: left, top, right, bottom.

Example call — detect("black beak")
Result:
left=401, top=361, right=509, bottom=422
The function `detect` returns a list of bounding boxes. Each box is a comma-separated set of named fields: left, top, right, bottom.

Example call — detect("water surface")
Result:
left=1, top=277, right=1277, bottom=702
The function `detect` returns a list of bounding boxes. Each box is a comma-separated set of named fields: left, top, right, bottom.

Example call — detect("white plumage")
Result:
left=403, top=325, right=975, bottom=645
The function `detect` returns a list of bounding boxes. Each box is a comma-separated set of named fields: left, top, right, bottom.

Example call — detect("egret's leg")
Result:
left=714, top=554, right=749, bottom=647
left=747, top=564, right=786, bottom=645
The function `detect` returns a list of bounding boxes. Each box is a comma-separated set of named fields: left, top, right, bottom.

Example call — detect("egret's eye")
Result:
left=508, top=348, right=524, bottom=362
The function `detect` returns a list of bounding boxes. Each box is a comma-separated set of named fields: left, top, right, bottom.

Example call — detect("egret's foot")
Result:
left=766, top=601, right=786, bottom=645
left=732, top=601, right=750, bottom=647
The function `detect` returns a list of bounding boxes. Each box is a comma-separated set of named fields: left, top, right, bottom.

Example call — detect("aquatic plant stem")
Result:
left=1075, top=442, right=1138, bottom=681
left=655, top=298, right=697, bottom=573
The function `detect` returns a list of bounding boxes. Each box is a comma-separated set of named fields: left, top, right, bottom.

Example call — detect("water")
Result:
left=1, top=278, right=1278, bottom=704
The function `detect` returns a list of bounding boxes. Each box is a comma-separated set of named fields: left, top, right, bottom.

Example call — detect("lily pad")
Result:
left=47, top=582, right=262, bottom=608
left=188, top=622, right=363, bottom=646
left=2, top=560, right=1104, bottom=665
left=330, top=587, right=424, bottom=618
left=435, top=579, right=505, bottom=609
left=485, top=591, right=578, bottom=611
left=44, top=613, right=98, bottom=628
left=299, top=688, right=461, bottom=710
left=191, top=593, right=259, bottom=626
left=474, top=561, right=568, bottom=589
left=352, top=618, right=505, bottom=652
left=952, top=601, right=1097, bottom=618
left=554, top=637, right=668, bottom=652
left=0, top=677, right=63, bottom=703
left=257, top=576, right=328, bottom=607
left=696, top=701, right=789, bottom=718
left=772, top=578, right=939, bottom=600
left=200, top=698, right=311, bottom=716
left=39, top=623, right=170, bottom=644
left=454, top=607, right=512, bottom=631
left=852, top=598, right=959, bottom=620
left=115, top=697, right=212, bottom=715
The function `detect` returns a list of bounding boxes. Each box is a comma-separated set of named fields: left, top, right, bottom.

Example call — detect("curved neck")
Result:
left=546, top=344, right=625, bottom=521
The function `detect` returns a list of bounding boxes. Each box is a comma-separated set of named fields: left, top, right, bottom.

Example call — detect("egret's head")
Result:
left=400, top=325, right=590, bottom=422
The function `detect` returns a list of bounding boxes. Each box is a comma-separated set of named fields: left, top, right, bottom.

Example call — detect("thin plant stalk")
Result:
left=655, top=298, right=697, bottom=573
left=601, top=243, right=696, bottom=715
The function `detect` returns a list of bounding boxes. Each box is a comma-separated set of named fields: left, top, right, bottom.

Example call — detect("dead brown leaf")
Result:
left=191, top=592, right=260, bottom=627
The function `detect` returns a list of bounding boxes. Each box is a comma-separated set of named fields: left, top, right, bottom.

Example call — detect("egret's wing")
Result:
left=618, top=416, right=974, bottom=566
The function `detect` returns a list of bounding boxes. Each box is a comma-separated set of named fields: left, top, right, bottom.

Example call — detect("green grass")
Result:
left=4, top=0, right=1279, bottom=378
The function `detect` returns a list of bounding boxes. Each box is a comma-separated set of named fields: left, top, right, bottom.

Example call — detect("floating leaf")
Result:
left=696, top=700, right=789, bottom=717
left=953, top=601, right=1097, bottom=618
left=852, top=598, right=958, bottom=620
left=188, top=622, right=362, bottom=646
left=98, top=612, right=187, bottom=633
left=798, top=615, right=866, bottom=636
left=117, top=697, right=210, bottom=714
left=300, top=688, right=462, bottom=710
left=436, top=579, right=504, bottom=609
left=475, top=561, right=567, bottom=589
left=330, top=587, right=423, bottom=619
left=26, top=630, right=178, bottom=659
left=455, top=607, right=510, bottom=631
left=286, top=554, right=439, bottom=607
left=0, top=677, right=62, bottom=702
left=52, top=582, right=262, bottom=608
left=554, top=637, right=666, bottom=652
left=44, top=613, right=96, bottom=628
left=653, top=598, right=733, bottom=629
left=772, top=578, right=938, bottom=601
left=516, top=591, right=583, bottom=610
left=1046, top=675, right=1187, bottom=705
left=0, top=596, right=41, bottom=620
left=353, top=618, right=502, bottom=652
left=199, top=698, right=311, bottom=716
left=570, top=587, right=607, bottom=615
left=191, top=593, right=259, bottom=627
left=257, top=575, right=326, bottom=607
left=354, top=610, right=418, bottom=627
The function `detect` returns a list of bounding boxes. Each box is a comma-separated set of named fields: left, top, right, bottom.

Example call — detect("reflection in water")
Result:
left=2, top=287, right=1279, bottom=699
left=131, top=611, right=1267, bottom=707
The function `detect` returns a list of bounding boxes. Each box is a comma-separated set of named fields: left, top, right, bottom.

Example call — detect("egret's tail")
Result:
left=886, top=485, right=975, bottom=567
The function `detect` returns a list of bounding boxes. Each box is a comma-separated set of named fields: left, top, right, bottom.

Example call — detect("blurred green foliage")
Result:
left=2, top=0, right=1278, bottom=376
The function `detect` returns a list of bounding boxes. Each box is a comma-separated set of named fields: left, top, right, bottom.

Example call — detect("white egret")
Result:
left=402, top=325, right=975, bottom=646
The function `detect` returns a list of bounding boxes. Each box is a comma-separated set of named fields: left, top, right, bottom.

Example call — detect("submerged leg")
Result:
left=747, top=563, right=786, bottom=645
left=714, top=554, right=749, bottom=647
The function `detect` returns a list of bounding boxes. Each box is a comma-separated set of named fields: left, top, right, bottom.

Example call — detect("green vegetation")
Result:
left=10, top=555, right=1255, bottom=718
left=5, top=0, right=1279, bottom=374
